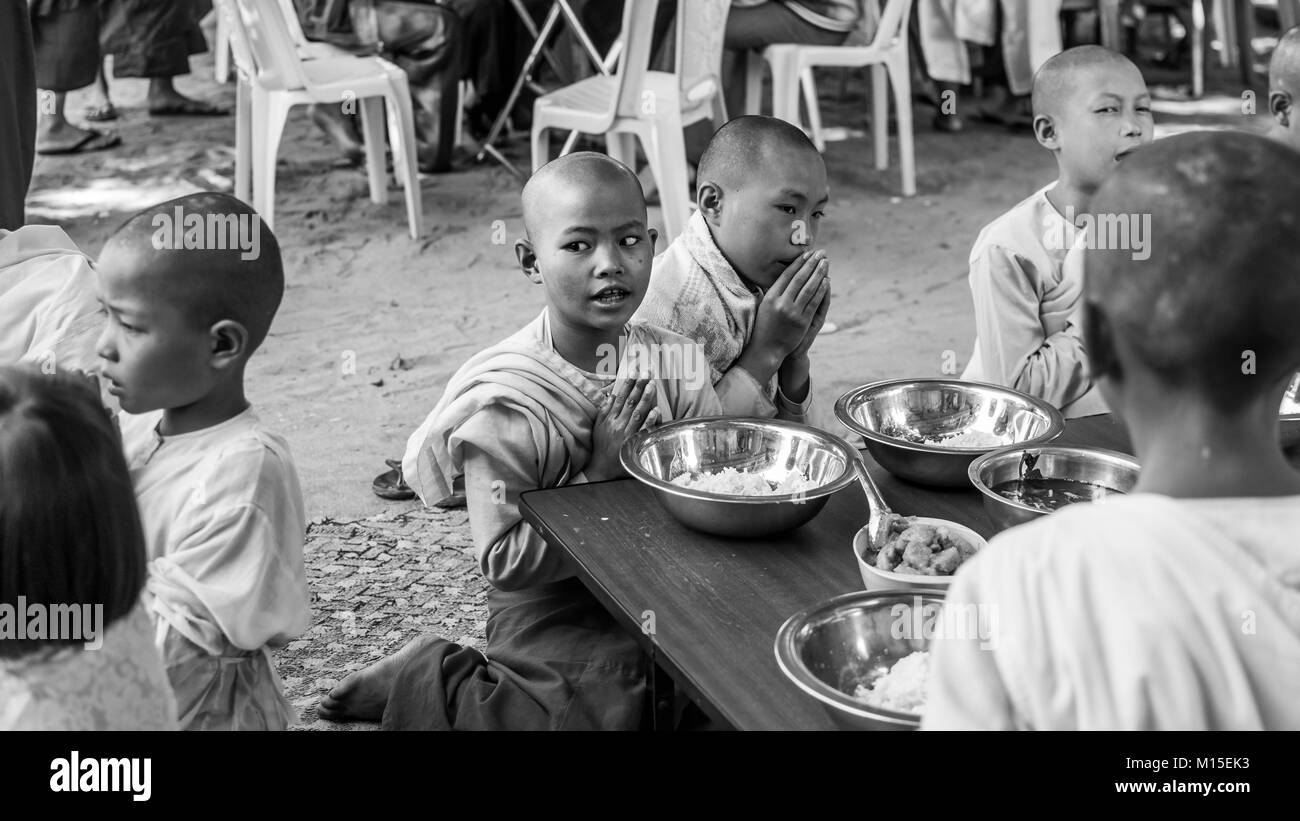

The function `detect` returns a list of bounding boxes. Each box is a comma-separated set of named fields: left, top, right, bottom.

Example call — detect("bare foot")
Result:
left=316, top=634, right=440, bottom=722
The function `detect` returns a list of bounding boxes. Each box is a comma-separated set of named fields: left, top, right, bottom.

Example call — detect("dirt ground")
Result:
left=25, top=40, right=1278, bottom=728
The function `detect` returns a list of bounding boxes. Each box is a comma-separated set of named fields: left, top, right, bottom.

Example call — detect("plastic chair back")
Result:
left=613, top=0, right=662, bottom=119
left=231, top=0, right=309, bottom=91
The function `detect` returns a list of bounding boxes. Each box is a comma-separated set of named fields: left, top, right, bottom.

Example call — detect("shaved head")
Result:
left=697, top=115, right=821, bottom=192
left=1032, top=45, right=1143, bottom=120
left=1085, top=132, right=1300, bottom=410
left=522, top=152, right=645, bottom=239
left=1270, top=24, right=1300, bottom=97
left=101, top=192, right=283, bottom=352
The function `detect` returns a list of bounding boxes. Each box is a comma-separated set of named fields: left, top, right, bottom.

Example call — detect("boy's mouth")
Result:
left=1114, top=146, right=1141, bottom=162
left=591, top=286, right=632, bottom=307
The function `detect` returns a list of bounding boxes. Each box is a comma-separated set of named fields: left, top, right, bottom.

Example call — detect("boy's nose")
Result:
left=592, top=247, right=623, bottom=277
left=94, top=326, right=116, bottom=361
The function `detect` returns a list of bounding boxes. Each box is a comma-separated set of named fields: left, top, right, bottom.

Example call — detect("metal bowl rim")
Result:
left=833, top=378, right=1066, bottom=454
left=619, top=416, right=859, bottom=505
left=966, top=444, right=1142, bottom=516
left=773, top=589, right=948, bottom=727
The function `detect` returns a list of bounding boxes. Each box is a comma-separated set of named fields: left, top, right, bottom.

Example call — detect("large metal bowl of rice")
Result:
left=775, top=589, right=947, bottom=731
left=620, top=417, right=858, bottom=538
left=835, top=378, right=1065, bottom=487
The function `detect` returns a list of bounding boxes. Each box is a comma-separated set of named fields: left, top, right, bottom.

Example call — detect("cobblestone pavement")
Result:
left=276, top=502, right=489, bottom=730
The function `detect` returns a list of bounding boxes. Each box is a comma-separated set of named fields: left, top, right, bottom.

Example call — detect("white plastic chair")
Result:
left=746, top=0, right=917, bottom=197
left=530, top=0, right=731, bottom=243
left=216, top=0, right=422, bottom=238
left=216, top=0, right=344, bottom=82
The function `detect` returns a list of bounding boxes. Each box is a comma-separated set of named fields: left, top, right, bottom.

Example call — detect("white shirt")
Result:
left=923, top=493, right=1300, bottom=730
left=118, top=407, right=311, bottom=656
left=0, top=225, right=101, bottom=373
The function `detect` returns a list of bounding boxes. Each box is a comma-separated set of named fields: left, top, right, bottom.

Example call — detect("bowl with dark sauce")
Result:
left=967, top=445, right=1141, bottom=533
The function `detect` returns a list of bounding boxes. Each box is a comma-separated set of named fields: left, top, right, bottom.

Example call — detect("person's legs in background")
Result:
left=1, top=0, right=36, bottom=227
left=721, top=1, right=850, bottom=121
left=100, top=0, right=228, bottom=117
left=30, top=0, right=122, bottom=155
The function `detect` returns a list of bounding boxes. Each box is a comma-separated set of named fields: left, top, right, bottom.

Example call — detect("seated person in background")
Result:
left=96, top=193, right=310, bottom=730
left=962, top=46, right=1151, bottom=418
left=0, top=224, right=103, bottom=374
left=1267, top=24, right=1300, bottom=154
left=925, top=132, right=1300, bottom=730
left=636, top=115, right=830, bottom=424
left=0, top=367, right=176, bottom=731
left=319, top=153, right=721, bottom=730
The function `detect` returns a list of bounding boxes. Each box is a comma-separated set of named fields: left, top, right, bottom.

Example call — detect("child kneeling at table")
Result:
left=319, top=152, right=722, bottom=730
left=635, top=115, right=831, bottom=423
left=924, top=132, right=1300, bottom=730
left=962, top=46, right=1153, bottom=418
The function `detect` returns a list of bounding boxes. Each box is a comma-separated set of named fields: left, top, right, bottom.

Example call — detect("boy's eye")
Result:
left=563, top=241, right=590, bottom=252
left=620, top=235, right=641, bottom=247
left=777, top=205, right=797, bottom=215
left=812, top=211, right=825, bottom=220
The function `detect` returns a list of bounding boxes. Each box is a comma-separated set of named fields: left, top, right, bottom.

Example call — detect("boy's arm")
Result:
left=459, top=405, right=578, bottom=592
left=970, top=245, right=1091, bottom=409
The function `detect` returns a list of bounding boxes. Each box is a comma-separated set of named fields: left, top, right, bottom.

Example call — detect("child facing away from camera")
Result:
left=1267, top=24, right=1300, bottom=154
left=962, top=46, right=1153, bottom=418
left=636, top=115, right=832, bottom=423
left=318, top=153, right=722, bottom=730
left=94, top=192, right=309, bottom=730
left=925, top=132, right=1300, bottom=730
left=0, top=366, right=177, bottom=731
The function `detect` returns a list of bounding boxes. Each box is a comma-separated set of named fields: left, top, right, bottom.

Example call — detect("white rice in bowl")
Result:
left=851, top=650, right=929, bottom=714
left=670, top=467, right=818, bottom=496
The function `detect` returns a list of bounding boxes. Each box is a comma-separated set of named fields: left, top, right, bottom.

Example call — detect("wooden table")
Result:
left=519, top=415, right=1134, bottom=730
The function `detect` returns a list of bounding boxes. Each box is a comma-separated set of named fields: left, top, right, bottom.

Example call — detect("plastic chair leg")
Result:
left=871, top=63, right=888, bottom=171
left=385, top=87, right=423, bottom=239
left=531, top=120, right=549, bottom=173
left=1190, top=0, right=1205, bottom=100
left=234, top=78, right=252, bottom=204
left=800, top=67, right=826, bottom=152
left=743, top=50, right=764, bottom=116
left=642, top=117, right=690, bottom=244
left=605, top=132, right=638, bottom=169
left=359, top=95, right=389, bottom=205
left=215, top=9, right=231, bottom=83
left=251, top=89, right=290, bottom=231
left=768, top=50, right=801, bottom=130
left=710, top=92, right=727, bottom=131
left=887, top=54, right=916, bottom=197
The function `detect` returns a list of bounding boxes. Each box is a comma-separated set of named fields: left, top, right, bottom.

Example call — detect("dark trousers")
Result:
left=2, top=0, right=37, bottom=229
left=99, top=0, right=211, bottom=79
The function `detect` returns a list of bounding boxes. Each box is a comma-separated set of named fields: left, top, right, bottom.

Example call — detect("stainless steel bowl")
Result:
left=1281, top=372, right=1300, bottom=449
left=834, top=379, right=1065, bottom=487
left=620, top=416, right=858, bottom=538
left=968, top=445, right=1141, bottom=534
left=774, top=589, right=946, bottom=731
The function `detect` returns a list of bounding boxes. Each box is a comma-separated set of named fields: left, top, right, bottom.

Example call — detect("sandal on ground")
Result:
left=83, top=103, right=119, bottom=122
left=148, top=98, right=229, bottom=117
left=36, top=129, right=122, bottom=155
left=372, top=458, right=415, bottom=501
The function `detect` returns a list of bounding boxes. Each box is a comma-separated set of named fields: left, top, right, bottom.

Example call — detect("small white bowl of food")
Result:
left=852, top=513, right=987, bottom=591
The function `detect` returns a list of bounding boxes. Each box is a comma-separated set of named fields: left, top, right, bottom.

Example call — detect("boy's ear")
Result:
left=209, top=320, right=248, bottom=369
left=1033, top=113, right=1059, bottom=150
left=1270, top=90, right=1292, bottom=127
left=1081, top=300, right=1120, bottom=384
left=647, top=227, right=658, bottom=253
left=515, top=238, right=542, bottom=285
left=696, top=180, right=723, bottom=224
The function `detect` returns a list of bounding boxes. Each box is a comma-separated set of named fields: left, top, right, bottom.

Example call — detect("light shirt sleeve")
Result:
left=969, top=244, right=1091, bottom=409
left=458, top=404, right=579, bottom=591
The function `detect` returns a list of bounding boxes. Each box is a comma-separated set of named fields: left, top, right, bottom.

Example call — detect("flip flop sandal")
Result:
left=148, top=99, right=229, bottom=117
left=83, top=103, right=119, bottom=122
left=372, top=458, right=415, bottom=501
left=36, top=129, right=122, bottom=155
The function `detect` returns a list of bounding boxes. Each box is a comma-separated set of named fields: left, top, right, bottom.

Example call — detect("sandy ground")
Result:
left=25, top=41, right=1278, bottom=728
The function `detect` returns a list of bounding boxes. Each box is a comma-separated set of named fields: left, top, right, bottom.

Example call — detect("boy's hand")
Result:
left=789, top=269, right=831, bottom=361
left=739, top=250, right=830, bottom=385
left=587, top=375, right=658, bottom=482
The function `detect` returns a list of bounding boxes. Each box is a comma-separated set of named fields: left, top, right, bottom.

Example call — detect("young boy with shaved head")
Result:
left=636, top=115, right=831, bottom=423
left=95, top=192, right=309, bottom=730
left=1267, top=24, right=1300, bottom=153
left=925, top=132, right=1300, bottom=730
left=962, top=46, right=1152, bottom=417
left=319, top=153, right=721, bottom=730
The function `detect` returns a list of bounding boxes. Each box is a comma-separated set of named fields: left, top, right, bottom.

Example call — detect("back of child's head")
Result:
left=1084, top=131, right=1300, bottom=412
left=0, top=367, right=146, bottom=659
left=98, top=192, right=284, bottom=355
left=1269, top=25, right=1300, bottom=148
left=695, top=115, right=829, bottom=288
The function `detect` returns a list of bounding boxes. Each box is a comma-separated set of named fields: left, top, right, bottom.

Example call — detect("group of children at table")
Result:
left=3, top=28, right=1300, bottom=730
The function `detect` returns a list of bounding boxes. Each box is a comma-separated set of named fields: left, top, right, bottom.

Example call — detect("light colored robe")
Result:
left=635, top=210, right=813, bottom=423
left=961, top=183, right=1106, bottom=417
left=403, top=308, right=723, bottom=592
left=923, top=493, right=1300, bottom=730
left=919, top=0, right=1063, bottom=93
left=0, top=224, right=101, bottom=373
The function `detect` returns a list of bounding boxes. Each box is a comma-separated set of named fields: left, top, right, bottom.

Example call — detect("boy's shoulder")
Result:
left=970, top=184, right=1060, bottom=263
